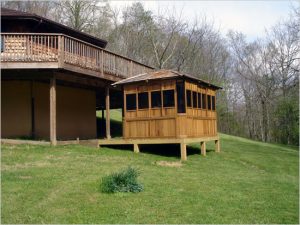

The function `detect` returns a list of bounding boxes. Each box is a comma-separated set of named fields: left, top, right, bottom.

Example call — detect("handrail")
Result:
left=0, top=32, right=154, bottom=69
left=0, top=33, right=154, bottom=78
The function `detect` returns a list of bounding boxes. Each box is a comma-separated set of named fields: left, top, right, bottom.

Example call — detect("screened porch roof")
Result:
left=112, top=69, right=222, bottom=90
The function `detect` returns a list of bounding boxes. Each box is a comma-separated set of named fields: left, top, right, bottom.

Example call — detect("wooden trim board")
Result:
left=98, top=136, right=219, bottom=145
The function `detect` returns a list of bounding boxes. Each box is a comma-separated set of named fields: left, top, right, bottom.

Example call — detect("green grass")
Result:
left=1, top=133, right=299, bottom=224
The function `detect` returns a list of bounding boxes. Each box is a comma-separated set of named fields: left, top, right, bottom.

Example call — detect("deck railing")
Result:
left=0, top=33, right=153, bottom=78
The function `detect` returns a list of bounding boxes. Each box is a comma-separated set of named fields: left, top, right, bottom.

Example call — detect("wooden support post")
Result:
left=200, top=141, right=206, bottom=156
left=105, top=87, right=111, bottom=139
left=50, top=76, right=57, bottom=146
left=180, top=142, right=187, bottom=161
left=215, top=139, right=220, bottom=152
left=133, top=143, right=140, bottom=153
left=101, top=109, right=105, bottom=135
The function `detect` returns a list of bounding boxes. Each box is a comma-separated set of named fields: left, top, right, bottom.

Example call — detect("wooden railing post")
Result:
left=26, top=35, right=30, bottom=59
left=50, top=75, right=57, bottom=146
left=101, top=50, right=104, bottom=77
left=105, top=86, right=111, bottom=139
left=58, top=35, right=64, bottom=68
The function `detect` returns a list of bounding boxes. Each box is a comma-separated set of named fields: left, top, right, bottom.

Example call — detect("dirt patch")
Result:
left=2, top=161, right=52, bottom=171
left=155, top=161, right=182, bottom=168
left=19, top=176, right=32, bottom=179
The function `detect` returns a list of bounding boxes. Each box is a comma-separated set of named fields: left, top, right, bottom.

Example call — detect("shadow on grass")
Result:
left=102, top=144, right=214, bottom=158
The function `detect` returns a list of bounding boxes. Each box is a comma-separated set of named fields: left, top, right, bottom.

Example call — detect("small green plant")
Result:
left=100, top=167, right=143, bottom=193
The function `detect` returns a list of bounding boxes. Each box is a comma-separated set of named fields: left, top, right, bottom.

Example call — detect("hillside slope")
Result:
left=1, top=134, right=299, bottom=224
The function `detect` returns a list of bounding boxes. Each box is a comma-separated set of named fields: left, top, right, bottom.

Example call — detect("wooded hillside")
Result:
left=2, top=0, right=299, bottom=145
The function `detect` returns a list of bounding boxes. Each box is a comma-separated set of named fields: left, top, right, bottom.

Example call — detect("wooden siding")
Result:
left=1, top=80, right=97, bottom=140
left=122, top=79, right=218, bottom=139
left=184, top=80, right=217, bottom=137
left=123, top=80, right=177, bottom=138
left=1, top=33, right=153, bottom=80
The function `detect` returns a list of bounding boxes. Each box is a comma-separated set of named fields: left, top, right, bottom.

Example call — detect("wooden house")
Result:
left=99, top=70, right=222, bottom=160
left=1, top=8, right=153, bottom=145
left=1, top=8, right=222, bottom=160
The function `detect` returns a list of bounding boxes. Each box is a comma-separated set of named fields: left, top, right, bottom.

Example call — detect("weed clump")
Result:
left=100, top=167, right=143, bottom=193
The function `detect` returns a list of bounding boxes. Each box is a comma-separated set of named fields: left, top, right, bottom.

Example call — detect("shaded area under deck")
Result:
left=99, top=136, right=220, bottom=161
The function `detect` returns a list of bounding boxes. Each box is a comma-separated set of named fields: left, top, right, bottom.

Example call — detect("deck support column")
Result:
left=200, top=141, right=206, bottom=156
left=101, top=109, right=105, bottom=135
left=105, top=87, right=111, bottom=139
left=133, top=143, right=140, bottom=153
left=180, top=142, right=187, bottom=161
left=50, top=76, right=57, bottom=146
left=215, top=139, right=220, bottom=152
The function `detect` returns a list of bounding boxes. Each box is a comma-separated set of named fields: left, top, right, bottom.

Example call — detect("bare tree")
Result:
left=56, top=0, right=100, bottom=32
left=146, top=7, right=187, bottom=69
left=1, top=0, right=56, bottom=19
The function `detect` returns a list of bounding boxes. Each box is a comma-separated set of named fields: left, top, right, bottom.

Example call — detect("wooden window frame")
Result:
left=150, top=90, right=162, bottom=109
left=197, top=92, right=202, bottom=109
left=162, top=89, right=175, bottom=108
left=138, top=91, right=149, bottom=110
left=192, top=91, right=197, bottom=108
left=212, top=95, right=216, bottom=111
left=186, top=89, right=192, bottom=108
left=202, top=93, right=207, bottom=110
left=125, top=93, right=137, bottom=111
left=207, top=94, right=212, bottom=110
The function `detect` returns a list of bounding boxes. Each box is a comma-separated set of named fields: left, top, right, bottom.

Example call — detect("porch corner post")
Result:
left=105, top=86, right=111, bottom=139
left=180, top=142, right=187, bottom=161
left=50, top=75, right=57, bottom=146
left=200, top=141, right=206, bottom=156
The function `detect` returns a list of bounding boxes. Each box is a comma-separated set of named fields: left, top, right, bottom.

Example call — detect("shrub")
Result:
left=100, top=167, right=143, bottom=193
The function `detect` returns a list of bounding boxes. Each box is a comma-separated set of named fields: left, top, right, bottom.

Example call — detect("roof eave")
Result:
left=2, top=13, right=108, bottom=48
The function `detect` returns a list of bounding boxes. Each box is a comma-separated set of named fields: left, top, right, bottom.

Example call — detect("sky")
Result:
left=108, top=0, right=297, bottom=41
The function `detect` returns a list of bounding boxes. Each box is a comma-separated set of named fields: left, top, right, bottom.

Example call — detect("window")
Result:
left=176, top=81, right=186, bottom=113
left=207, top=95, right=212, bottom=110
left=138, top=92, right=149, bottom=109
left=198, top=93, right=202, bottom=109
left=163, top=90, right=175, bottom=107
left=126, top=93, right=136, bottom=110
left=151, top=91, right=161, bottom=108
left=192, top=91, right=197, bottom=108
left=212, top=96, right=216, bottom=110
left=186, top=90, right=192, bottom=107
left=202, top=94, right=206, bottom=109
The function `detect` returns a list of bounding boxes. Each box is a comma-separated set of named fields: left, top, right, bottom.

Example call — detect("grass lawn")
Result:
left=1, top=133, right=299, bottom=224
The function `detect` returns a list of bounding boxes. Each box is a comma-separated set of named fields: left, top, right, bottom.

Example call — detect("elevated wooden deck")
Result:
left=99, top=135, right=220, bottom=161
left=1, top=33, right=153, bottom=81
